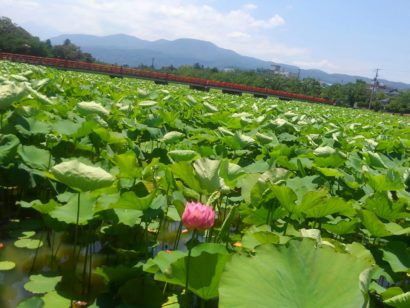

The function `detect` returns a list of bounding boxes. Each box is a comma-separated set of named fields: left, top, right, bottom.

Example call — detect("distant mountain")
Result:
left=50, top=34, right=410, bottom=90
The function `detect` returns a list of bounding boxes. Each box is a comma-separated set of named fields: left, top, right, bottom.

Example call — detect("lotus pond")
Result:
left=0, top=60, right=409, bottom=307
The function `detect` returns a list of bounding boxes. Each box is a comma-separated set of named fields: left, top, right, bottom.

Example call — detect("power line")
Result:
left=368, top=68, right=380, bottom=109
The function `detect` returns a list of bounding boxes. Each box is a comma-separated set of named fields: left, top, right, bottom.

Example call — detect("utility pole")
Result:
left=368, top=68, right=380, bottom=109
left=151, top=57, right=155, bottom=69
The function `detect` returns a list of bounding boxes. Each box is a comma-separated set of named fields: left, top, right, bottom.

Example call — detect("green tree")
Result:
left=387, top=90, right=410, bottom=114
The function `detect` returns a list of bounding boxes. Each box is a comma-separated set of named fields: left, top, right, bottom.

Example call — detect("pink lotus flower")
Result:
left=182, top=201, right=215, bottom=231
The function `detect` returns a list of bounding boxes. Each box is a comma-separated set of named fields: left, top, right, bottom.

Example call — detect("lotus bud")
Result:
left=182, top=201, right=215, bottom=231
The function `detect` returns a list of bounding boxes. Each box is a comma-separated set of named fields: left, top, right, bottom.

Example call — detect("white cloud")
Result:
left=243, top=3, right=258, bottom=10
left=227, top=31, right=250, bottom=39
left=0, top=0, right=303, bottom=61
left=293, top=59, right=339, bottom=71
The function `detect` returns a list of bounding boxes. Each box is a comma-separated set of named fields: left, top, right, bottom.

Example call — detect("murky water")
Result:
left=0, top=220, right=190, bottom=307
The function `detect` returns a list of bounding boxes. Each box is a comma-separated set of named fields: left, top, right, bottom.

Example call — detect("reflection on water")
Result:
left=0, top=235, right=105, bottom=308
left=0, top=220, right=189, bottom=307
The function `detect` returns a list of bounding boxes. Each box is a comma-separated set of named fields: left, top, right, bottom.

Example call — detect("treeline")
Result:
left=158, top=64, right=409, bottom=113
left=0, top=17, right=94, bottom=62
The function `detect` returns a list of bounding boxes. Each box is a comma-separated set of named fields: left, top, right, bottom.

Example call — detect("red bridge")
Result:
left=0, top=52, right=332, bottom=104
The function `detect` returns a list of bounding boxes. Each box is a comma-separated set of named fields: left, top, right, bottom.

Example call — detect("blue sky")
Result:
left=1, top=0, right=410, bottom=83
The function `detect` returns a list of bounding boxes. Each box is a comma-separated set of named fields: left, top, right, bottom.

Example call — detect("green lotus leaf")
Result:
left=26, top=86, right=54, bottom=105
left=18, top=145, right=54, bottom=170
left=219, top=239, right=371, bottom=307
left=217, top=126, right=234, bottom=136
left=14, top=238, right=43, bottom=249
left=41, top=291, right=71, bottom=308
left=255, top=132, right=274, bottom=144
left=49, top=192, right=96, bottom=224
left=0, top=82, right=27, bottom=110
left=0, top=134, right=20, bottom=165
left=366, top=169, right=404, bottom=192
left=382, top=241, right=410, bottom=273
left=24, top=274, right=62, bottom=294
left=203, top=102, right=218, bottom=112
left=168, top=149, right=199, bottom=162
left=161, top=131, right=184, bottom=144
left=77, top=101, right=109, bottom=117
left=147, top=243, right=230, bottom=300
left=138, top=100, right=157, bottom=107
left=0, top=261, right=16, bottom=271
left=193, top=158, right=222, bottom=194
left=384, top=291, right=410, bottom=308
left=17, top=296, right=43, bottom=308
left=50, top=160, right=115, bottom=191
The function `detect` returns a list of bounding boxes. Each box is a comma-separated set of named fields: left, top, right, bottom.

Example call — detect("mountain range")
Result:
left=50, top=34, right=410, bottom=90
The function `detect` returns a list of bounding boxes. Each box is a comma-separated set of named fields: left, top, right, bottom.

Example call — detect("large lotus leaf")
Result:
left=302, top=196, right=355, bottom=218
left=24, top=274, right=62, bottom=294
left=382, top=241, right=410, bottom=273
left=241, top=227, right=280, bottom=250
left=271, top=185, right=297, bottom=213
left=50, top=160, right=115, bottom=191
left=18, top=145, right=54, bottom=170
left=168, top=150, right=199, bottom=162
left=15, top=116, right=51, bottom=136
left=41, top=291, right=71, bottom=308
left=170, top=161, right=203, bottom=193
left=365, top=192, right=407, bottom=221
left=360, top=210, right=392, bottom=237
left=149, top=243, right=230, bottom=300
left=193, top=158, right=222, bottom=194
left=217, top=126, right=234, bottom=136
left=0, top=82, right=27, bottom=110
left=113, top=209, right=143, bottom=227
left=26, top=86, right=54, bottom=105
left=286, top=175, right=318, bottom=202
left=51, top=119, right=81, bottom=136
left=367, top=169, right=404, bottom=192
left=93, top=127, right=127, bottom=145
left=255, top=132, right=276, bottom=144
left=161, top=131, right=184, bottom=144
left=323, top=218, right=359, bottom=235
left=313, top=146, right=345, bottom=168
left=222, top=133, right=254, bottom=150
left=219, top=160, right=245, bottom=188
left=363, top=151, right=388, bottom=168
left=114, top=151, right=140, bottom=178
left=270, top=118, right=297, bottom=132
left=219, top=239, right=371, bottom=308
left=0, top=134, right=20, bottom=165
left=143, top=250, right=186, bottom=274
left=139, top=100, right=157, bottom=107
left=111, top=191, right=156, bottom=211
left=384, top=291, right=410, bottom=308
left=77, top=101, right=109, bottom=117
left=49, top=192, right=96, bottom=225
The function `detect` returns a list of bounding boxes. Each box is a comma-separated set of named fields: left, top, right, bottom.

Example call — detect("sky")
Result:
left=1, top=0, right=410, bottom=83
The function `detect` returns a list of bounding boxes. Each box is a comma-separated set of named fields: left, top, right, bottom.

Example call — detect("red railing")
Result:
left=0, top=52, right=332, bottom=104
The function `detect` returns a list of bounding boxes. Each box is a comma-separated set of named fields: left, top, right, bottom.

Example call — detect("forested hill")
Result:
left=0, top=17, right=94, bottom=62
left=50, top=33, right=410, bottom=90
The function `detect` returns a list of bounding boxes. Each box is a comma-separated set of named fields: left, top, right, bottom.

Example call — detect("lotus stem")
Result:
left=173, top=222, right=183, bottom=250
left=81, top=243, right=90, bottom=298
left=29, top=232, right=44, bottom=274
left=185, top=230, right=198, bottom=307
left=72, top=192, right=81, bottom=270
